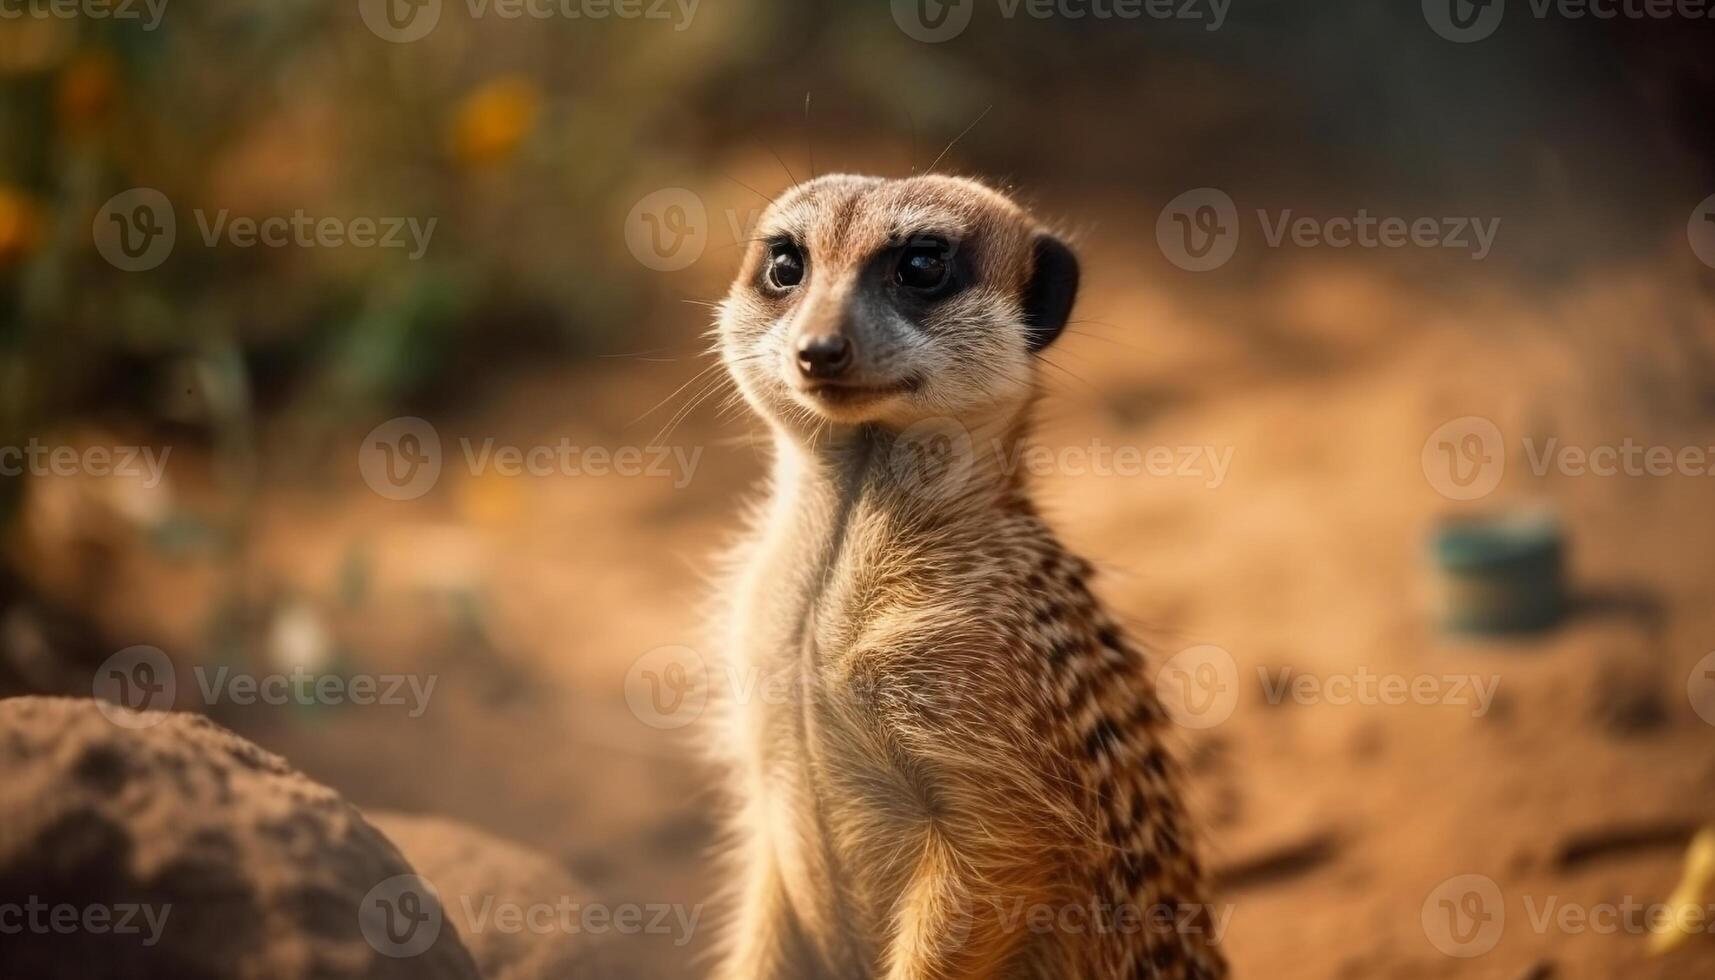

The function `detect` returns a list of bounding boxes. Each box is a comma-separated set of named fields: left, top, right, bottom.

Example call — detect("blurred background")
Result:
left=4, top=1, right=1715, bottom=976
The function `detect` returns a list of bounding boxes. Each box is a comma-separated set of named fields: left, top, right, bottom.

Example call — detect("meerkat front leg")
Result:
left=882, top=836, right=1028, bottom=980
left=716, top=816, right=823, bottom=980
left=718, top=838, right=814, bottom=980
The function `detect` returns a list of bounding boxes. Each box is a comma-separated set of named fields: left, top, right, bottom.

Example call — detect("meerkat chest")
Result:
left=727, top=503, right=918, bottom=786
left=726, top=502, right=947, bottom=936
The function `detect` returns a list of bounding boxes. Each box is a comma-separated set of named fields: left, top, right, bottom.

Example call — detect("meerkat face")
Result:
left=717, top=174, right=1079, bottom=435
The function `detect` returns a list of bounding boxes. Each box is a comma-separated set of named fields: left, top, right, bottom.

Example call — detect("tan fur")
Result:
left=709, top=175, right=1227, bottom=979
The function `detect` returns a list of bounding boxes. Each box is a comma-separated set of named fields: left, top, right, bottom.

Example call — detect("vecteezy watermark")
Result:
left=193, top=210, right=435, bottom=260
left=361, top=876, right=444, bottom=958
left=1154, top=644, right=1240, bottom=729
left=1425, top=0, right=1715, bottom=43
left=1421, top=416, right=1715, bottom=500
left=890, top=0, right=1229, bottom=43
left=0, top=898, right=172, bottom=947
left=357, top=417, right=703, bottom=501
left=1157, top=188, right=1500, bottom=271
left=1421, top=416, right=1505, bottom=501
left=461, top=437, right=703, bottom=489
left=359, top=871, right=702, bottom=958
left=0, top=438, right=171, bottom=488
left=1254, top=210, right=1499, bottom=259
left=627, top=644, right=1098, bottom=730
left=1421, top=0, right=1506, bottom=41
left=998, top=439, right=1233, bottom=489
left=625, top=188, right=708, bottom=271
left=459, top=897, right=702, bottom=946
left=359, top=417, right=443, bottom=501
left=93, top=189, right=435, bottom=271
left=1688, top=651, right=1715, bottom=727
left=0, top=0, right=166, bottom=29
left=358, top=0, right=698, bottom=43
left=622, top=188, right=786, bottom=272
left=1690, top=193, right=1715, bottom=270
left=887, top=417, right=978, bottom=502
left=1154, top=648, right=1499, bottom=730
left=1422, top=873, right=1715, bottom=957
left=91, top=646, right=177, bottom=729
left=624, top=645, right=710, bottom=729
left=91, top=646, right=437, bottom=728
left=190, top=665, right=437, bottom=717
left=991, top=899, right=1233, bottom=943
left=884, top=418, right=1234, bottom=502
left=1155, top=188, right=1240, bottom=273
left=1258, top=666, right=1500, bottom=717
left=93, top=188, right=176, bottom=272
left=1422, top=874, right=1506, bottom=957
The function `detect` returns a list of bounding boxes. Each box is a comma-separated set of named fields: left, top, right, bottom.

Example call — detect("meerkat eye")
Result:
left=896, top=237, right=953, bottom=293
left=765, top=241, right=806, bottom=290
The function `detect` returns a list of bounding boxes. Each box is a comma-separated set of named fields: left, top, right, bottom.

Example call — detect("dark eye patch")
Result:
left=885, top=232, right=972, bottom=308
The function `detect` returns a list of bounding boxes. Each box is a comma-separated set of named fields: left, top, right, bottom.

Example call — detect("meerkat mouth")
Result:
left=797, top=377, right=922, bottom=405
left=802, top=379, right=926, bottom=410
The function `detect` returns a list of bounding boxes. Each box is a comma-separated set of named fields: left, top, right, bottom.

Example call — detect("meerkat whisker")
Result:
left=926, top=105, right=993, bottom=175
left=802, top=91, right=816, bottom=181
left=629, top=359, right=726, bottom=429
left=652, top=373, right=732, bottom=447
left=724, top=174, right=780, bottom=210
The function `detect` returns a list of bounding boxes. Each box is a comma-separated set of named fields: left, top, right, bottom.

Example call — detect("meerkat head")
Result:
left=717, top=174, right=1079, bottom=439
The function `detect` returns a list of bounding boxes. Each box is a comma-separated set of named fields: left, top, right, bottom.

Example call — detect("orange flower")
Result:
left=59, top=51, right=118, bottom=133
left=0, top=188, right=42, bottom=268
left=448, top=76, right=541, bottom=170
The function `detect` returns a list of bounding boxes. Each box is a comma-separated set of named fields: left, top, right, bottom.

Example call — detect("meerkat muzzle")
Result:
left=795, top=332, right=854, bottom=379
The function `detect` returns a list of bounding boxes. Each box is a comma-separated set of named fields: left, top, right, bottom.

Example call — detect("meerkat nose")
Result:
left=795, top=333, right=854, bottom=379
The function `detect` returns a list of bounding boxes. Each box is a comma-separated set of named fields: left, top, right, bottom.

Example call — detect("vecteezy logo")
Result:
left=624, top=188, right=708, bottom=272
left=358, top=417, right=444, bottom=501
left=358, top=0, right=442, bottom=42
left=1421, top=874, right=1504, bottom=957
left=1421, top=416, right=1505, bottom=501
left=889, top=417, right=975, bottom=501
left=1688, top=194, right=1715, bottom=270
left=360, top=875, right=443, bottom=958
left=92, top=645, right=177, bottom=728
left=625, top=645, right=710, bottom=729
left=1156, top=188, right=1239, bottom=272
left=892, top=0, right=973, bottom=42
left=1155, top=644, right=1238, bottom=729
left=1423, top=0, right=1504, bottom=42
left=1688, top=651, right=1715, bottom=727
left=93, top=189, right=176, bottom=272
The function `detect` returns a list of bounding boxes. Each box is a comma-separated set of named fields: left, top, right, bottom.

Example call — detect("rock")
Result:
left=370, top=811, right=624, bottom=980
left=0, top=696, right=481, bottom=980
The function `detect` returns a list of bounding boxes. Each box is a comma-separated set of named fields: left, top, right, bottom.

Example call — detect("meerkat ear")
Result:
left=1022, top=233, right=1080, bottom=352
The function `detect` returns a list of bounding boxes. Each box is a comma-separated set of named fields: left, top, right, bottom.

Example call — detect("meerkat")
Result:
left=709, top=173, right=1227, bottom=980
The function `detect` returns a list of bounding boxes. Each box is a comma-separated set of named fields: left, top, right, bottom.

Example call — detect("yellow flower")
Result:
left=0, top=188, right=42, bottom=268
left=448, top=76, right=541, bottom=170
left=456, top=469, right=524, bottom=527
left=1652, top=825, right=1715, bottom=954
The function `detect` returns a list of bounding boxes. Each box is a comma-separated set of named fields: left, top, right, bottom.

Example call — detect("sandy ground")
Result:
left=12, top=239, right=1715, bottom=978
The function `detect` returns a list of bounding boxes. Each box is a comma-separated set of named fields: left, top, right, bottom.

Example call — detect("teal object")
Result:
left=1431, top=510, right=1567, bottom=635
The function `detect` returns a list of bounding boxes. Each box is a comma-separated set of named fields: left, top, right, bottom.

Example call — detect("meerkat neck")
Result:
left=768, top=414, right=1033, bottom=527
left=753, top=418, right=1035, bottom=651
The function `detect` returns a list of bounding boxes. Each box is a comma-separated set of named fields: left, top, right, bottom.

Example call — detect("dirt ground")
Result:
left=13, top=233, right=1715, bottom=978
